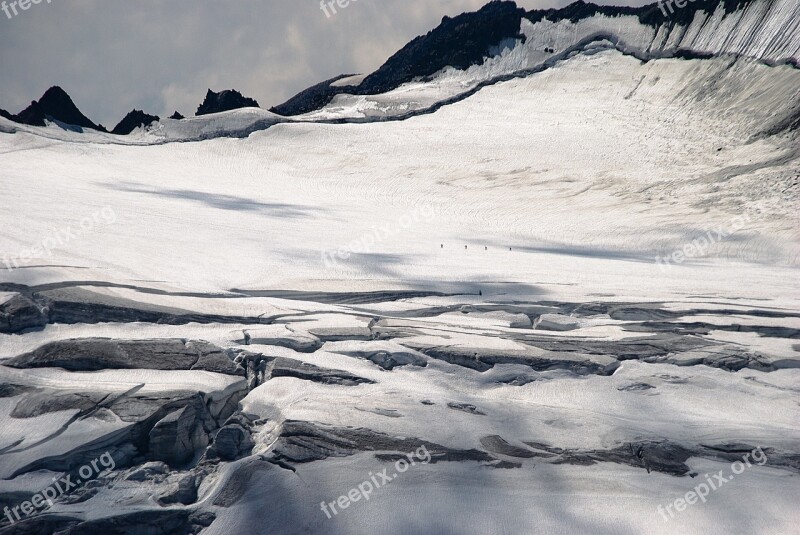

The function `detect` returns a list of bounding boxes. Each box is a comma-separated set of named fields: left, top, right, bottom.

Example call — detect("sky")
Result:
left=0, top=0, right=649, bottom=126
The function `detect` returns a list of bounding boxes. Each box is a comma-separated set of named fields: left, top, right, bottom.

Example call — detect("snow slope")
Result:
left=0, top=50, right=797, bottom=294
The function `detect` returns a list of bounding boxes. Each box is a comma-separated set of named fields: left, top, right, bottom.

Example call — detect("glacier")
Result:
left=0, top=1, right=798, bottom=534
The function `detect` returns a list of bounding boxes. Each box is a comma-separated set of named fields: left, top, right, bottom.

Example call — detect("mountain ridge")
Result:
left=0, top=0, right=796, bottom=133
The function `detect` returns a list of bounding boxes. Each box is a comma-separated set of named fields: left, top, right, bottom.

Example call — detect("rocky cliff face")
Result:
left=271, top=0, right=799, bottom=116
left=111, top=109, right=161, bottom=135
left=196, top=89, right=260, bottom=116
left=12, top=86, right=104, bottom=131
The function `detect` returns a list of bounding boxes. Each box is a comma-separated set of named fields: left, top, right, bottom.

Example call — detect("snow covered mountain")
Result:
left=0, top=1, right=798, bottom=534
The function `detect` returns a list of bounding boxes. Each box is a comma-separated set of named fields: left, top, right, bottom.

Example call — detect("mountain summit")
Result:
left=13, top=86, right=103, bottom=131
left=196, top=89, right=260, bottom=116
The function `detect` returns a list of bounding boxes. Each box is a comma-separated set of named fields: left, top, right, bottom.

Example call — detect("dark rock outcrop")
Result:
left=525, top=0, right=753, bottom=28
left=272, top=1, right=528, bottom=116
left=0, top=108, right=15, bottom=121
left=360, top=1, right=525, bottom=94
left=13, top=86, right=102, bottom=130
left=169, top=110, right=185, bottom=120
left=269, top=74, right=358, bottom=117
left=111, top=109, right=160, bottom=135
left=196, top=89, right=259, bottom=116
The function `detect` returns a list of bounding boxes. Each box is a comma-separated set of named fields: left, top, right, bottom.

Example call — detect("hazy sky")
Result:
left=0, top=0, right=649, bottom=126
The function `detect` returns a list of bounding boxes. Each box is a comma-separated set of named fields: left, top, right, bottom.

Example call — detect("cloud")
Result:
left=0, top=0, right=650, bottom=125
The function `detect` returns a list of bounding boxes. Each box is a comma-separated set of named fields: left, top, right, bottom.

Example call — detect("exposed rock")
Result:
left=169, top=111, right=185, bottom=120
left=270, top=74, right=359, bottom=116
left=13, top=86, right=102, bottom=130
left=525, top=0, right=752, bottom=29
left=364, top=2, right=524, bottom=95
left=196, top=89, right=259, bottom=116
left=111, top=109, right=160, bottom=135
